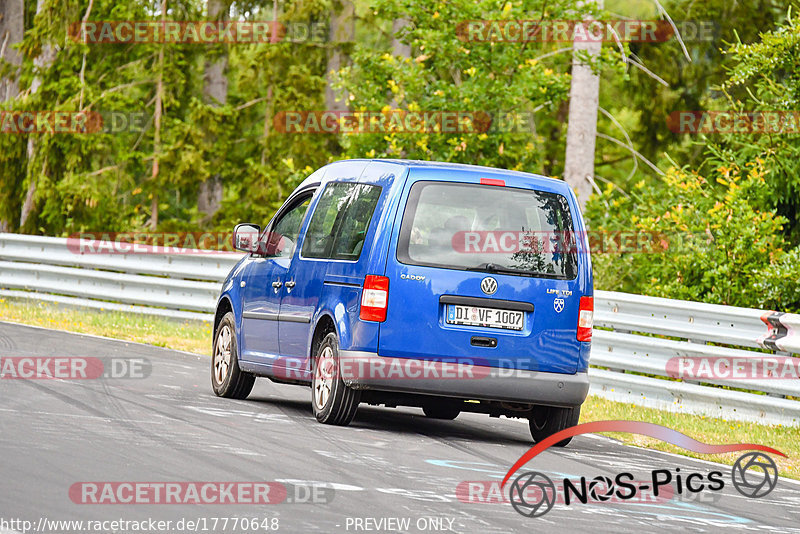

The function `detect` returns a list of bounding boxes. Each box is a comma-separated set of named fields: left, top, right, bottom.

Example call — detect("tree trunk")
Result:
left=0, top=0, right=23, bottom=230
left=202, top=0, right=228, bottom=106
left=0, top=0, right=24, bottom=101
left=563, top=2, right=603, bottom=212
left=18, top=0, right=55, bottom=230
left=391, top=18, right=411, bottom=58
left=197, top=0, right=229, bottom=223
left=325, top=0, right=354, bottom=112
left=389, top=17, right=410, bottom=155
left=543, top=100, right=570, bottom=177
left=259, top=0, right=277, bottom=176
left=149, top=0, right=166, bottom=231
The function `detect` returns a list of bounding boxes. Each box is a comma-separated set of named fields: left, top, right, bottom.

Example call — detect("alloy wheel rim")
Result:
left=314, top=345, right=335, bottom=410
left=214, top=324, right=232, bottom=384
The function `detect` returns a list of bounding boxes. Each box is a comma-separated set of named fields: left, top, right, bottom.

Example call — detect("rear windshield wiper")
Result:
left=467, top=262, right=554, bottom=278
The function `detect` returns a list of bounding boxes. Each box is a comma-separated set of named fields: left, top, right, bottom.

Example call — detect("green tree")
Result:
left=335, top=0, right=625, bottom=174
left=705, top=7, right=800, bottom=244
left=586, top=162, right=800, bottom=311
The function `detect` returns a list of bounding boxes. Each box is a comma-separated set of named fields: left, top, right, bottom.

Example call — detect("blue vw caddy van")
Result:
left=212, top=159, right=592, bottom=445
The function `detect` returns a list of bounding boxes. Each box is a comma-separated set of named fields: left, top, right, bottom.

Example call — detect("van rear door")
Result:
left=378, top=174, right=586, bottom=374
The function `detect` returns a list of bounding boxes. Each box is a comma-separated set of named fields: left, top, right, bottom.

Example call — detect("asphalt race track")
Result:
left=1, top=321, right=798, bottom=534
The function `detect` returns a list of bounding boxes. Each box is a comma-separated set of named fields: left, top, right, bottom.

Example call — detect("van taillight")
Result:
left=360, top=275, right=389, bottom=322
left=577, top=296, right=593, bottom=342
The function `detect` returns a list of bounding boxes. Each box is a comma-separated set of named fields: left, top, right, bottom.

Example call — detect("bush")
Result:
left=586, top=162, right=800, bottom=312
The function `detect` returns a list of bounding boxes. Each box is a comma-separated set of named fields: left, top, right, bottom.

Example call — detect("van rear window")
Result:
left=397, top=181, right=578, bottom=279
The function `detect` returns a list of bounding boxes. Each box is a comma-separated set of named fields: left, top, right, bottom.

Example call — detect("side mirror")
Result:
left=232, top=223, right=261, bottom=253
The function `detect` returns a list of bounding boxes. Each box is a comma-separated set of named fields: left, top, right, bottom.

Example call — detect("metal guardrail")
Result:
left=0, top=233, right=798, bottom=426
left=590, top=291, right=800, bottom=426
left=0, top=233, right=240, bottom=321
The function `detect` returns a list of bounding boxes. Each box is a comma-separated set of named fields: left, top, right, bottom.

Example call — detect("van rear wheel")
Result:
left=528, top=405, right=580, bottom=447
left=311, top=333, right=361, bottom=425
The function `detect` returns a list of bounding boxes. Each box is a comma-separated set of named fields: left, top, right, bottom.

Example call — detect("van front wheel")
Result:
left=528, top=405, right=580, bottom=447
left=311, top=333, right=361, bottom=425
left=211, top=312, right=255, bottom=399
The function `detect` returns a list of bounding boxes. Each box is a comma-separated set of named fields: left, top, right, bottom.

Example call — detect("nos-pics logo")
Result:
left=502, top=421, right=783, bottom=518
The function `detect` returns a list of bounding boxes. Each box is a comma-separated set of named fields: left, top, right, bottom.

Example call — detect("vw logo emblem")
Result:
left=731, top=452, right=778, bottom=498
left=553, top=297, right=565, bottom=313
left=509, top=471, right=556, bottom=518
left=480, top=277, right=498, bottom=295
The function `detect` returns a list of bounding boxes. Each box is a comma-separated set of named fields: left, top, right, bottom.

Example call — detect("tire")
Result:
left=422, top=403, right=460, bottom=420
left=528, top=405, right=581, bottom=447
left=312, top=332, right=361, bottom=425
left=211, top=312, right=255, bottom=399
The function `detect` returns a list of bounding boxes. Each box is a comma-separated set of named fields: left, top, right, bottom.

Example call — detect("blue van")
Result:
left=212, top=159, right=593, bottom=445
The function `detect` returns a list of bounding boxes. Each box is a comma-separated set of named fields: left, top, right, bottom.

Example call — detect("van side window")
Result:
left=261, top=196, right=312, bottom=258
left=301, top=182, right=382, bottom=261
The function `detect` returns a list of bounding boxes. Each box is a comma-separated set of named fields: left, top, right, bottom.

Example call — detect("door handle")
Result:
left=272, top=281, right=283, bottom=289
left=285, top=281, right=296, bottom=289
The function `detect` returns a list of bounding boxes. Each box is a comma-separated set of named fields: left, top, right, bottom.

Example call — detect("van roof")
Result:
left=296, top=159, right=568, bottom=193
left=339, top=158, right=563, bottom=185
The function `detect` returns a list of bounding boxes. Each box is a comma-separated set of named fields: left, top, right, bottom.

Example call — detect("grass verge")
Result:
left=581, top=395, right=799, bottom=481
left=0, top=297, right=212, bottom=355
left=1, top=297, right=797, bottom=480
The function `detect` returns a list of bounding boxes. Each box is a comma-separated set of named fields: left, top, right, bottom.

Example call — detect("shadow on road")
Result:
left=246, top=389, right=533, bottom=446
left=354, top=406, right=533, bottom=445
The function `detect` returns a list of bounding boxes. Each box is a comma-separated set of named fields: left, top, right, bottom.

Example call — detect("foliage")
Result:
left=335, top=0, right=625, bottom=174
left=587, top=5, right=800, bottom=312
left=586, top=162, right=800, bottom=311
left=704, top=7, right=800, bottom=244
left=618, top=0, right=787, bottom=165
left=0, top=0, right=333, bottom=234
left=0, top=0, right=797, bottom=312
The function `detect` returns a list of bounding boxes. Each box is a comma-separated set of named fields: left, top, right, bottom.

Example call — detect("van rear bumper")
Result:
left=338, top=350, right=589, bottom=407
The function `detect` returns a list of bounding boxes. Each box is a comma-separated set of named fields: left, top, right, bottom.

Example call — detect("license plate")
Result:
left=446, top=304, right=524, bottom=331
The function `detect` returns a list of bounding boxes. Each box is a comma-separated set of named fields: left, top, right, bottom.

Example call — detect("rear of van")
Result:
left=345, top=163, right=592, bottom=417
